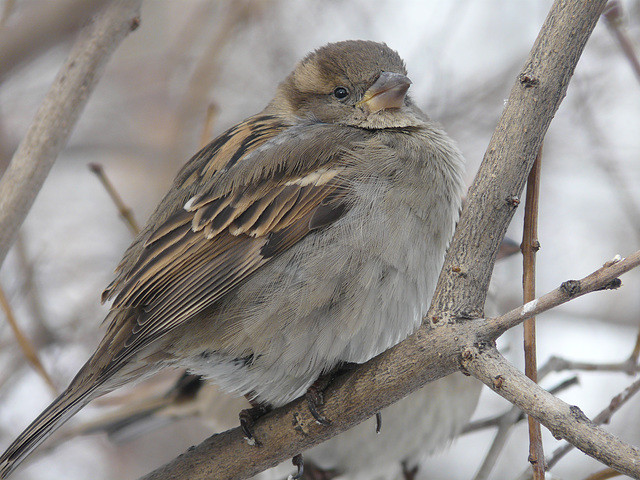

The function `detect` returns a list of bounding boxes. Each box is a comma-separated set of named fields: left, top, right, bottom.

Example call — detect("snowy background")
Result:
left=1, top=1, right=640, bottom=479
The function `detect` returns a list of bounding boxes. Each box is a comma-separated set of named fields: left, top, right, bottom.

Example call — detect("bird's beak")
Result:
left=357, top=72, right=411, bottom=113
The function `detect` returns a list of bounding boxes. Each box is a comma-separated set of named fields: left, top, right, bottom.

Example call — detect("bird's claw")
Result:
left=305, top=386, right=331, bottom=426
left=239, top=405, right=269, bottom=446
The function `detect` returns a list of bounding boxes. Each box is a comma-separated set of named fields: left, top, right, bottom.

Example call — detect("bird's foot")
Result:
left=239, top=403, right=270, bottom=447
left=305, top=362, right=358, bottom=426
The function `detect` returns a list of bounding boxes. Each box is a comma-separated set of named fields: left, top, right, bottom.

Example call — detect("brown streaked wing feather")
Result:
left=100, top=122, right=362, bottom=368
left=110, top=180, right=346, bottom=362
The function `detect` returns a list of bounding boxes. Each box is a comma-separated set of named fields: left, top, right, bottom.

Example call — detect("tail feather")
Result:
left=0, top=383, right=97, bottom=478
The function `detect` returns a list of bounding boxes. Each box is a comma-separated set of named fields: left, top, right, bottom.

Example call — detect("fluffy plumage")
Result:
left=0, top=40, right=465, bottom=478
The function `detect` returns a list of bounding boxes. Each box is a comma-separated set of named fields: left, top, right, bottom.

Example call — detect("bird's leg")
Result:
left=239, top=396, right=271, bottom=447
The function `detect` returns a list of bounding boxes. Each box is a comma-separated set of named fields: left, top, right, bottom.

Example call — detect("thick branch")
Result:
left=138, top=0, right=611, bottom=478
left=463, top=347, right=640, bottom=478
left=512, top=376, right=640, bottom=480
left=0, top=0, right=142, bottom=269
left=427, top=0, right=607, bottom=322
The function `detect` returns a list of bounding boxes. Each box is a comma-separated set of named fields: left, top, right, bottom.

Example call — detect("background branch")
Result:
left=0, top=0, right=109, bottom=81
left=0, top=0, right=142, bottom=269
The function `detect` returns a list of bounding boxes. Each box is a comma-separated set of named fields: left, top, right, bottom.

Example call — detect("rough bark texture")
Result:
left=463, top=347, right=640, bottom=478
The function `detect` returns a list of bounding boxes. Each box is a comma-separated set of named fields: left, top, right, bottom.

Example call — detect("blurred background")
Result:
left=1, top=1, right=639, bottom=479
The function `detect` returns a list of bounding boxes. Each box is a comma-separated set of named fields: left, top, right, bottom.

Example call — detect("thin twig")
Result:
left=544, top=355, right=638, bottom=376
left=603, top=1, right=640, bottom=84
left=88, top=163, right=140, bottom=235
left=583, top=467, right=624, bottom=480
left=522, top=147, right=544, bottom=479
left=0, top=285, right=56, bottom=395
left=485, top=250, right=640, bottom=338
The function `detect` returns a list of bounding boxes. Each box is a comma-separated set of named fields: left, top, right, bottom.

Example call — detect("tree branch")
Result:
left=522, top=146, right=544, bottom=479
left=486, top=250, right=640, bottom=338
left=463, top=346, right=640, bottom=478
left=0, top=0, right=142, bottom=269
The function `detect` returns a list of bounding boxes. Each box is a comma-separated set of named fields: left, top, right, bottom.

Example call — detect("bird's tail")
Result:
left=0, top=370, right=101, bottom=478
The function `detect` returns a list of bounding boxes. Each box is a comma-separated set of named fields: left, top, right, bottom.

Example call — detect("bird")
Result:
left=0, top=39, right=466, bottom=478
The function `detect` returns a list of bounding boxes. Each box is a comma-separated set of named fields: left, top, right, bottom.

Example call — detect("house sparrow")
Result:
left=0, top=40, right=466, bottom=478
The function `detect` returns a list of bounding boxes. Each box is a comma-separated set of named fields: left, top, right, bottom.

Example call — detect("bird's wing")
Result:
left=98, top=115, right=363, bottom=367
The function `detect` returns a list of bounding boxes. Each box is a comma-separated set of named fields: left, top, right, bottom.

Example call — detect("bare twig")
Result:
left=0, top=0, right=143, bottom=269
left=88, top=163, right=140, bottom=235
left=0, top=285, right=56, bottom=395
left=543, top=355, right=638, bottom=376
left=485, top=250, right=640, bottom=338
left=522, top=147, right=544, bottom=479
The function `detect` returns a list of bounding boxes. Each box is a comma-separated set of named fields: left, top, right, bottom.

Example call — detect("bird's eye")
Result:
left=333, top=87, right=349, bottom=99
